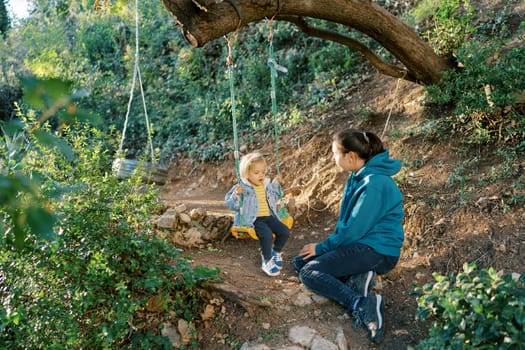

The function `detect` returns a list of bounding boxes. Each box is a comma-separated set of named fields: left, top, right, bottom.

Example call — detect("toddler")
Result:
left=225, top=152, right=290, bottom=276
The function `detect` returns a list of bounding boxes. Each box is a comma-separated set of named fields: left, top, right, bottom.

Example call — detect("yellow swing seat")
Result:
left=231, top=226, right=258, bottom=240
left=231, top=209, right=294, bottom=241
left=280, top=215, right=294, bottom=229
left=278, top=206, right=294, bottom=229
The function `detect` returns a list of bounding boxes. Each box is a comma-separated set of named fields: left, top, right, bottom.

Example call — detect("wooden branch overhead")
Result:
left=161, top=0, right=456, bottom=85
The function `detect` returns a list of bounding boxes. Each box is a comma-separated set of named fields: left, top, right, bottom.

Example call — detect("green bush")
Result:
left=427, top=0, right=474, bottom=55
left=0, top=118, right=220, bottom=348
left=413, top=262, right=525, bottom=349
left=425, top=39, right=525, bottom=146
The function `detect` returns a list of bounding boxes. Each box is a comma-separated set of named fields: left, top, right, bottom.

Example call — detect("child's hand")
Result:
left=273, top=175, right=282, bottom=184
left=235, top=185, right=243, bottom=195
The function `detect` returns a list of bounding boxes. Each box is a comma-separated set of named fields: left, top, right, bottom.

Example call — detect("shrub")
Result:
left=425, top=39, right=525, bottom=146
left=0, top=118, right=220, bottom=348
left=413, top=262, right=525, bottom=349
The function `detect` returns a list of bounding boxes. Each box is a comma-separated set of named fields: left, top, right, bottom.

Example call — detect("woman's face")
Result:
left=332, top=141, right=361, bottom=172
left=246, top=160, right=266, bottom=186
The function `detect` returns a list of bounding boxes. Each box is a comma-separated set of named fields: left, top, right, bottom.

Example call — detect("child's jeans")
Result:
left=254, top=215, right=290, bottom=261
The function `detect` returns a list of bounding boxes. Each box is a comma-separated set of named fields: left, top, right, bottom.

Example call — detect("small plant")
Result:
left=426, top=0, right=474, bottom=55
left=412, top=262, right=525, bottom=349
left=358, top=104, right=378, bottom=122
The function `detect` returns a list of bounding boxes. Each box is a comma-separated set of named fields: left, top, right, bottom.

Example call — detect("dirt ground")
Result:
left=158, top=66, right=524, bottom=349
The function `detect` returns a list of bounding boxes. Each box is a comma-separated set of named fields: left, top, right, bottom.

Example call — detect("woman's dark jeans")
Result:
left=293, top=243, right=398, bottom=312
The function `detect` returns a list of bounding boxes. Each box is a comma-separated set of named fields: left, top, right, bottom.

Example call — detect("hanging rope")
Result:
left=381, top=71, right=407, bottom=138
left=225, top=34, right=241, bottom=181
left=118, top=0, right=154, bottom=163
left=266, top=19, right=293, bottom=229
left=267, top=19, right=287, bottom=177
left=224, top=15, right=293, bottom=238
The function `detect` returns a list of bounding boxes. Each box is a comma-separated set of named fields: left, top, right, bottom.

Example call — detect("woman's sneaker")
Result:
left=355, top=294, right=385, bottom=343
left=346, top=271, right=376, bottom=297
left=261, top=257, right=280, bottom=276
left=271, top=250, right=283, bottom=269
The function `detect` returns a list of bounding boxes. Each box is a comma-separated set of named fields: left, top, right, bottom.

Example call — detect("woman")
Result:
left=294, top=129, right=404, bottom=344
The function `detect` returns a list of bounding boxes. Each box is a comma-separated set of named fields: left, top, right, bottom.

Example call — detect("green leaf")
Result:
left=32, top=129, right=74, bottom=161
left=21, top=76, right=73, bottom=110
left=26, top=206, right=56, bottom=240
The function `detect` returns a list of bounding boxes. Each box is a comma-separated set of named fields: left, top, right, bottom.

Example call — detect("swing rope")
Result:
left=267, top=20, right=288, bottom=184
left=267, top=19, right=281, bottom=177
left=118, top=0, right=154, bottom=163
left=381, top=71, right=407, bottom=138
left=225, top=34, right=241, bottom=182
left=266, top=19, right=293, bottom=228
left=225, top=34, right=253, bottom=237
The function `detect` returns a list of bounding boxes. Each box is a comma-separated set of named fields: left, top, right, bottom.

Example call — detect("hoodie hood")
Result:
left=354, top=149, right=401, bottom=180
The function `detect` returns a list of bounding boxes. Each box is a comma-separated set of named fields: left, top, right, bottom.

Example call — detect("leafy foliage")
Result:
left=0, top=76, right=96, bottom=248
left=1, top=2, right=364, bottom=163
left=421, top=0, right=474, bottom=55
left=413, top=262, right=525, bottom=349
left=0, top=118, right=220, bottom=348
left=424, top=38, right=525, bottom=147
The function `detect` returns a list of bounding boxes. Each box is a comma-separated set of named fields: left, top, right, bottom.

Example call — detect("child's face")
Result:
left=246, top=160, right=266, bottom=186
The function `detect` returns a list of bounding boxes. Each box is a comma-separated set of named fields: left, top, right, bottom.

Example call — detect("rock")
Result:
left=292, top=292, right=313, bottom=306
left=311, top=335, right=339, bottom=350
left=335, top=327, right=349, bottom=350
left=174, top=203, right=187, bottom=213
left=182, top=228, right=204, bottom=246
left=157, top=208, right=178, bottom=229
left=177, top=318, right=193, bottom=345
left=311, top=294, right=330, bottom=304
left=179, top=212, right=192, bottom=224
left=190, top=207, right=207, bottom=221
left=201, top=215, right=215, bottom=228
left=161, top=322, right=181, bottom=348
left=289, top=325, right=317, bottom=347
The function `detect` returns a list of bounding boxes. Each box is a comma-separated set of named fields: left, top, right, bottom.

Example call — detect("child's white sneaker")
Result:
left=272, top=249, right=283, bottom=269
left=262, top=258, right=280, bottom=276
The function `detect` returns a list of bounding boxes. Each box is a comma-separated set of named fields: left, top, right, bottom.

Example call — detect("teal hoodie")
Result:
left=315, top=149, right=404, bottom=257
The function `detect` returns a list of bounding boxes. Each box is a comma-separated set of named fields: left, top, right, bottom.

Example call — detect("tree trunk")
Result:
left=161, top=0, right=455, bottom=85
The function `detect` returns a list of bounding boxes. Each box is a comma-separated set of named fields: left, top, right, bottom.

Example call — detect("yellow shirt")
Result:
left=254, top=185, right=270, bottom=217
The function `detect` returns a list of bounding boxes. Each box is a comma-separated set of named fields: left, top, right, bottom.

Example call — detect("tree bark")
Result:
left=161, top=0, right=455, bottom=85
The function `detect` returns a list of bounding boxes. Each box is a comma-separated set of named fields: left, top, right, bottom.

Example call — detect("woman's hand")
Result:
left=299, top=243, right=317, bottom=259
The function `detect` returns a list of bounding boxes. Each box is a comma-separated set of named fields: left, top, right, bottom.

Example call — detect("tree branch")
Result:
left=161, top=0, right=454, bottom=85
left=280, top=15, right=416, bottom=83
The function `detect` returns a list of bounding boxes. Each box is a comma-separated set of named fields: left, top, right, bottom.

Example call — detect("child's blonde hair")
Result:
left=239, top=152, right=266, bottom=180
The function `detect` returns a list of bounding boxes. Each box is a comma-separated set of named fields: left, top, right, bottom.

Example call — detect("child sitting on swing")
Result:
left=225, top=152, right=291, bottom=277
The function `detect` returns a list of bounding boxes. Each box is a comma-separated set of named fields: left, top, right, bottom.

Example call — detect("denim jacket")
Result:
left=225, top=178, right=283, bottom=227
